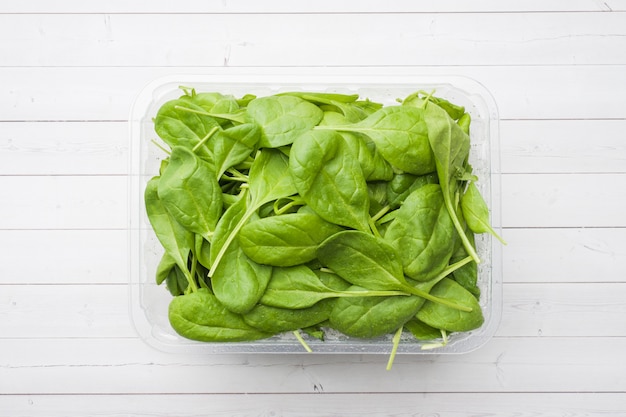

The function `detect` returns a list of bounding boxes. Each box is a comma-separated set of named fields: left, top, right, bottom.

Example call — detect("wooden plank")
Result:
left=0, top=175, right=127, bottom=230
left=0, top=337, right=624, bottom=393
left=0, top=66, right=624, bottom=121
left=0, top=230, right=127, bottom=284
left=1, top=283, right=624, bottom=338
left=0, top=122, right=128, bottom=175
left=0, top=285, right=134, bottom=338
left=1, top=393, right=625, bottom=416
left=500, top=120, right=626, bottom=174
left=0, top=0, right=620, bottom=14
left=3, top=119, right=624, bottom=176
left=1, top=13, right=625, bottom=67
left=503, top=228, right=626, bottom=283
left=497, top=283, right=626, bottom=337
left=501, top=173, right=626, bottom=228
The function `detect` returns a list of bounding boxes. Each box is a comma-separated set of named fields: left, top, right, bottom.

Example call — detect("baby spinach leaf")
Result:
left=168, top=289, right=272, bottom=342
left=209, top=149, right=297, bottom=277
left=165, top=263, right=190, bottom=296
left=340, top=131, right=393, bottom=181
left=461, top=181, right=506, bottom=244
left=239, top=212, right=344, bottom=267
left=416, top=278, right=484, bottom=332
left=328, top=286, right=425, bottom=339
left=315, top=269, right=352, bottom=291
left=450, top=227, right=480, bottom=297
left=318, top=230, right=473, bottom=312
left=368, top=181, right=389, bottom=217
left=318, top=106, right=435, bottom=175
left=157, top=146, right=222, bottom=241
left=260, top=265, right=335, bottom=309
left=209, top=123, right=260, bottom=179
left=457, top=113, right=471, bottom=135
left=403, top=92, right=466, bottom=121
left=279, top=91, right=360, bottom=104
left=383, top=184, right=456, bottom=281
left=211, top=238, right=272, bottom=314
left=260, top=265, right=406, bottom=309
left=243, top=299, right=334, bottom=334
left=289, top=129, right=370, bottom=232
left=247, top=95, right=323, bottom=148
left=194, top=234, right=212, bottom=270
left=155, top=252, right=177, bottom=286
left=144, top=176, right=195, bottom=290
left=154, top=99, right=220, bottom=161
left=317, top=230, right=406, bottom=291
left=209, top=189, right=248, bottom=268
left=248, top=148, right=298, bottom=207
left=353, top=99, right=383, bottom=115
left=180, top=91, right=240, bottom=123
left=404, top=318, right=442, bottom=341
left=386, top=172, right=438, bottom=209
left=422, top=100, right=479, bottom=263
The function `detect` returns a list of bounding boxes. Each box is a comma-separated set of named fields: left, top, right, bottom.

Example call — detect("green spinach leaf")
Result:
left=416, top=278, right=484, bottom=332
left=239, top=212, right=344, bottom=267
left=290, top=129, right=370, bottom=232
left=168, top=289, right=272, bottom=341
left=461, top=181, right=506, bottom=244
left=247, top=95, right=323, bottom=148
left=158, top=146, right=222, bottom=241
left=383, top=184, right=456, bottom=281
left=318, top=106, right=435, bottom=175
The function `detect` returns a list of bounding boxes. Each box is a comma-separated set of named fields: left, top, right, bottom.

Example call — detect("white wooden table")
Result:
left=1, top=1, right=625, bottom=415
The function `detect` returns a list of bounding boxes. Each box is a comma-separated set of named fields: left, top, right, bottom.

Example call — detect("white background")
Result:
left=1, top=1, right=626, bottom=415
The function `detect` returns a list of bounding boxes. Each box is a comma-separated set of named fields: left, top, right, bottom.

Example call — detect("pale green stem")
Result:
left=386, top=326, right=404, bottom=371
left=371, top=205, right=391, bottom=223
left=192, top=126, right=219, bottom=153
left=151, top=139, right=171, bottom=155
left=174, top=105, right=247, bottom=123
left=293, top=330, right=313, bottom=353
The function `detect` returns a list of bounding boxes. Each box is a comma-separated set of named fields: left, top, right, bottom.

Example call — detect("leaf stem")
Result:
left=403, top=284, right=472, bottom=312
left=174, top=105, right=247, bottom=124
left=223, top=168, right=249, bottom=182
left=207, top=191, right=258, bottom=278
left=337, top=290, right=410, bottom=298
left=368, top=217, right=382, bottom=238
left=386, top=326, right=403, bottom=371
left=273, top=196, right=305, bottom=216
left=430, top=255, right=474, bottom=285
left=188, top=254, right=198, bottom=292
left=151, top=139, right=171, bottom=155
left=192, top=126, right=219, bottom=153
left=371, top=205, right=391, bottom=223
left=293, top=330, right=313, bottom=353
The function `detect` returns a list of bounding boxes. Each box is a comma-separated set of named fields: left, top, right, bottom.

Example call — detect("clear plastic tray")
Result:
left=128, top=68, right=503, bottom=355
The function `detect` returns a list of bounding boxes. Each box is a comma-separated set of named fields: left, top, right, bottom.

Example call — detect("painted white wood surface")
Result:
left=0, top=1, right=625, bottom=416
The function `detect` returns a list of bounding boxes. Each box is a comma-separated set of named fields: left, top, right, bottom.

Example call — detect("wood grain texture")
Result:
left=1, top=393, right=625, bottom=417
left=0, top=337, right=624, bottom=394
left=0, top=0, right=623, bottom=13
left=1, top=13, right=626, bottom=66
left=1, top=1, right=625, bottom=414
left=0, top=66, right=625, bottom=121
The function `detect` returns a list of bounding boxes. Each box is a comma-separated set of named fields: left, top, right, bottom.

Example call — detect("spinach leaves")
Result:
left=145, top=86, right=503, bottom=358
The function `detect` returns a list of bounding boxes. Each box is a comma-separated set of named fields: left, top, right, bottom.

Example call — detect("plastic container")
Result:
left=129, top=68, right=502, bottom=355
